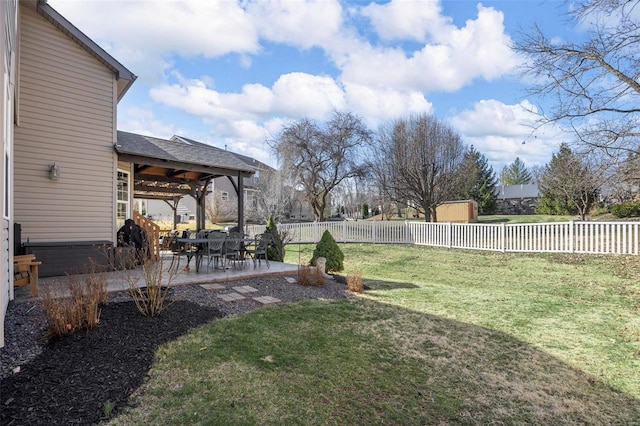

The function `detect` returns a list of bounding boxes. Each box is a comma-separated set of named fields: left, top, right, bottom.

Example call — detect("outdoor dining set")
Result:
left=163, top=230, right=271, bottom=273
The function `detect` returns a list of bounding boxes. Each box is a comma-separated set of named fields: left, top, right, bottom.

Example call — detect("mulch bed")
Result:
left=1, top=300, right=223, bottom=425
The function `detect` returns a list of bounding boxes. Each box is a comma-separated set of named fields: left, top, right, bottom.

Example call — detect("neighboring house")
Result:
left=495, top=184, right=540, bottom=214
left=1, top=1, right=253, bottom=347
left=288, top=190, right=328, bottom=222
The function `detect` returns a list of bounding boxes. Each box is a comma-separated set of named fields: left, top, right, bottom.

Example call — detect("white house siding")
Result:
left=13, top=6, right=116, bottom=243
left=0, top=0, right=18, bottom=347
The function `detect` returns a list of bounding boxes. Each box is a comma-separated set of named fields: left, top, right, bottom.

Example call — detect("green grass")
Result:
left=107, top=244, right=640, bottom=425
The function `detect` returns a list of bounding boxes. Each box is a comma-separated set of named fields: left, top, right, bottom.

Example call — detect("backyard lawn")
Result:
left=108, top=244, right=640, bottom=425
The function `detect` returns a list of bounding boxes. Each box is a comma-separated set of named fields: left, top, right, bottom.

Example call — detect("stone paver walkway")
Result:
left=200, top=283, right=283, bottom=305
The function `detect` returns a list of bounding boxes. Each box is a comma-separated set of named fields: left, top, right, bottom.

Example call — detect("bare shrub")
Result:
left=40, top=264, right=108, bottom=338
left=346, top=270, right=363, bottom=293
left=298, top=265, right=312, bottom=286
left=118, top=248, right=175, bottom=317
left=297, top=265, right=325, bottom=287
left=314, top=267, right=326, bottom=287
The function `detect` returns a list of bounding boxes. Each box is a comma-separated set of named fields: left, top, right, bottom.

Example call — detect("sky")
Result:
left=48, top=0, right=585, bottom=171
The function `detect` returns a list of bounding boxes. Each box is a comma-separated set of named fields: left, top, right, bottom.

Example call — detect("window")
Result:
left=116, top=170, right=130, bottom=229
left=221, top=191, right=229, bottom=201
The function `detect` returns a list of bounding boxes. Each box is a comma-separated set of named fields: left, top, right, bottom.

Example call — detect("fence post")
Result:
left=372, top=221, right=377, bottom=244
left=447, top=222, right=452, bottom=248
left=501, top=223, right=506, bottom=252
left=569, top=220, right=574, bottom=253
left=405, top=220, right=410, bottom=244
left=342, top=220, right=346, bottom=243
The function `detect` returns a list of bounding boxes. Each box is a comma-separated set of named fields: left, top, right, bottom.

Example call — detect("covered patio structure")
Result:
left=116, top=131, right=256, bottom=232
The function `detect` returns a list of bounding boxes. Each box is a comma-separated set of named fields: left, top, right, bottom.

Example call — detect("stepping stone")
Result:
left=200, top=283, right=226, bottom=291
left=253, top=296, right=281, bottom=304
left=232, top=285, right=258, bottom=294
left=285, top=277, right=297, bottom=283
left=217, top=292, right=246, bottom=302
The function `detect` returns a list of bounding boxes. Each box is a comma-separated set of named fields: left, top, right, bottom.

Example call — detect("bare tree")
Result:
left=271, top=111, right=372, bottom=222
left=205, top=189, right=235, bottom=224
left=253, top=169, right=295, bottom=223
left=372, top=114, right=466, bottom=222
left=538, top=143, right=603, bottom=220
left=513, top=0, right=640, bottom=162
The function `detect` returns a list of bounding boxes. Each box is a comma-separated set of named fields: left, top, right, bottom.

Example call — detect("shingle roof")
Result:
left=172, top=136, right=273, bottom=172
left=496, top=184, right=540, bottom=199
left=116, top=131, right=255, bottom=174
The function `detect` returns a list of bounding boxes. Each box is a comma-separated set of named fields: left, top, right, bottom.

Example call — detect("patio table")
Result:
left=176, top=237, right=254, bottom=272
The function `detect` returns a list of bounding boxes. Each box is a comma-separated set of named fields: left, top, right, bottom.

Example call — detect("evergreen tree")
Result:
left=311, top=230, right=344, bottom=272
left=537, top=143, right=598, bottom=220
left=459, top=146, right=498, bottom=214
left=500, top=157, right=532, bottom=185
left=264, top=215, right=285, bottom=261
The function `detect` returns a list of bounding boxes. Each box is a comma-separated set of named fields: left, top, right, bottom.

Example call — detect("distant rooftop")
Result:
left=496, top=184, right=539, bottom=199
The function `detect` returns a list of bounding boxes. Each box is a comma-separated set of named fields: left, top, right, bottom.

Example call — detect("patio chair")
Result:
left=204, top=234, right=226, bottom=272
left=223, top=232, right=244, bottom=269
left=245, top=233, right=271, bottom=269
left=169, top=232, right=198, bottom=271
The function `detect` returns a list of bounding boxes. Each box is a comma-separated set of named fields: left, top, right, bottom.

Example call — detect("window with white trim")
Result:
left=221, top=191, right=229, bottom=201
left=116, top=170, right=130, bottom=229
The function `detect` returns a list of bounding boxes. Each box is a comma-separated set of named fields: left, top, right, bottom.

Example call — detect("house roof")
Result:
left=496, top=184, right=540, bottom=199
left=116, top=131, right=255, bottom=175
left=35, top=0, right=137, bottom=100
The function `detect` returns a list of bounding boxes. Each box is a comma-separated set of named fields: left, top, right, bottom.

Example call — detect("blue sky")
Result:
left=48, top=0, right=584, bottom=171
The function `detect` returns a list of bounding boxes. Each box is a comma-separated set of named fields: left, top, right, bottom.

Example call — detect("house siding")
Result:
left=0, top=0, right=17, bottom=348
left=14, top=6, right=116, bottom=244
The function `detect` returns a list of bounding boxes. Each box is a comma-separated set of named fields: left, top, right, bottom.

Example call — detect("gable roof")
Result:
left=116, top=131, right=255, bottom=176
left=35, top=0, right=136, bottom=100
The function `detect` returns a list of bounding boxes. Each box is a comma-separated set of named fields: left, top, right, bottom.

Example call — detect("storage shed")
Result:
left=436, top=200, right=478, bottom=223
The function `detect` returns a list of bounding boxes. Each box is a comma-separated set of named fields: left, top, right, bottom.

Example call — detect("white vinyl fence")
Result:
left=246, top=221, right=639, bottom=255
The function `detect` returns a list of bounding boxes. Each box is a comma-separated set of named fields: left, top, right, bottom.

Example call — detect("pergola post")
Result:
left=237, top=171, right=244, bottom=231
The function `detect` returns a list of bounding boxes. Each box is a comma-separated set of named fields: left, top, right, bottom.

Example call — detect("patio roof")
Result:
left=116, top=131, right=255, bottom=200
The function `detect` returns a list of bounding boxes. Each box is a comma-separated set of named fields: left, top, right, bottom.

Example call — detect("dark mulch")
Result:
left=1, top=300, right=223, bottom=426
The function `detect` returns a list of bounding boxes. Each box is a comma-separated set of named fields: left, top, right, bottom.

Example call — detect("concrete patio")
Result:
left=13, top=255, right=301, bottom=302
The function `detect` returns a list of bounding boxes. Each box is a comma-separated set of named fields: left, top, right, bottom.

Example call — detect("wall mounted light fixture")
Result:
left=49, top=163, right=60, bottom=180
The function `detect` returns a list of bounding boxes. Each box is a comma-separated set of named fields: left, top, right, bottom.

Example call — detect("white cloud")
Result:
left=247, top=0, right=343, bottom=48
left=271, top=73, right=346, bottom=119
left=361, top=0, right=451, bottom=42
left=119, top=106, right=181, bottom=139
left=450, top=99, right=566, bottom=168
left=49, top=0, right=259, bottom=81
left=450, top=99, right=538, bottom=137
left=344, top=83, right=433, bottom=127
left=340, top=4, right=519, bottom=92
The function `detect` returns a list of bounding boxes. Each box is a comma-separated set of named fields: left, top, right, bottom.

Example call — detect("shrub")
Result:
left=111, top=246, right=174, bottom=317
left=124, top=249, right=174, bottom=317
left=311, top=230, right=344, bottom=273
left=346, top=270, right=363, bottom=293
left=41, top=265, right=108, bottom=338
left=265, top=215, right=286, bottom=262
left=610, top=201, right=640, bottom=218
left=297, top=265, right=325, bottom=287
